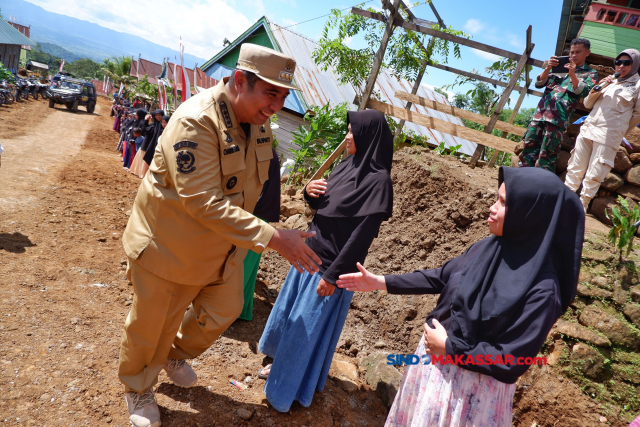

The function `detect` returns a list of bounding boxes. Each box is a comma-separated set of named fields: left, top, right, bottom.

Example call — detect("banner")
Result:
left=59, top=59, right=65, bottom=73
left=118, top=82, right=124, bottom=97
left=102, top=75, right=106, bottom=92
left=174, top=57, right=178, bottom=108
left=106, top=77, right=110, bottom=94
left=180, top=37, right=191, bottom=101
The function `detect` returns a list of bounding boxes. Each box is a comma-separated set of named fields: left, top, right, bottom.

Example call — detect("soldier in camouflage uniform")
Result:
left=519, top=38, right=598, bottom=172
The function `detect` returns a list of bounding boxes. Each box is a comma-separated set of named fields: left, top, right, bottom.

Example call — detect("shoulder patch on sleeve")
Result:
left=176, top=150, right=197, bottom=174
left=173, top=141, right=199, bottom=151
left=219, top=101, right=233, bottom=128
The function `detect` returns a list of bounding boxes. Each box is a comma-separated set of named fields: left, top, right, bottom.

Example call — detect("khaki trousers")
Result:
left=565, top=135, right=618, bottom=200
left=118, top=258, right=244, bottom=393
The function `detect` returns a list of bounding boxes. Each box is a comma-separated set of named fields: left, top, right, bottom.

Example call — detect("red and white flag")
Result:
left=180, top=37, right=191, bottom=101
left=102, top=75, right=106, bottom=92
left=173, top=57, right=178, bottom=108
left=59, top=59, right=65, bottom=73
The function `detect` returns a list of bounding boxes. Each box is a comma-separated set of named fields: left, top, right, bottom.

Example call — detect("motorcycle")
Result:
left=0, top=79, right=14, bottom=104
left=35, top=80, right=49, bottom=99
left=25, top=78, right=39, bottom=100
left=13, top=77, right=28, bottom=101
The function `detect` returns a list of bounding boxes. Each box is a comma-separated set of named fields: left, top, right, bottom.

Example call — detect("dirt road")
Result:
left=0, top=96, right=625, bottom=427
left=0, top=97, right=387, bottom=427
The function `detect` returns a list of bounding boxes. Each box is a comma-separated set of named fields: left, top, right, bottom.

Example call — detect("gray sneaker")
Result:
left=125, top=389, right=161, bottom=427
left=164, top=358, right=197, bottom=388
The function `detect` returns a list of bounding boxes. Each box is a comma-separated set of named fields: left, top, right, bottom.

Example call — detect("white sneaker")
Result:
left=125, top=389, right=161, bottom=427
left=164, top=358, right=197, bottom=388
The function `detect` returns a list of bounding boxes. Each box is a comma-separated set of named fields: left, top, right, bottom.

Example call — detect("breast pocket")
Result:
left=220, top=151, right=245, bottom=196
left=255, top=145, right=272, bottom=184
left=614, top=89, right=635, bottom=112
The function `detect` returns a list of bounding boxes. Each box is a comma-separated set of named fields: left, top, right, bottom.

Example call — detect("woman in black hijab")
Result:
left=258, top=110, right=394, bottom=412
left=337, top=167, right=584, bottom=426
left=141, top=109, right=165, bottom=165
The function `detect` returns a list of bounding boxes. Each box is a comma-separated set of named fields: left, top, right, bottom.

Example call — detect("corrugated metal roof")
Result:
left=268, top=21, right=477, bottom=156
left=0, top=19, right=34, bottom=46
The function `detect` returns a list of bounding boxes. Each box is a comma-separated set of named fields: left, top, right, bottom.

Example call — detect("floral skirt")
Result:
left=385, top=337, right=516, bottom=427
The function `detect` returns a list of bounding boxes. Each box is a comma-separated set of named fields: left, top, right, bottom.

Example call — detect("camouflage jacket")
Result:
left=532, top=64, right=598, bottom=130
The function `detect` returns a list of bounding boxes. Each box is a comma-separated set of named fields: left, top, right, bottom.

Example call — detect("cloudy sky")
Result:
left=21, top=0, right=564, bottom=109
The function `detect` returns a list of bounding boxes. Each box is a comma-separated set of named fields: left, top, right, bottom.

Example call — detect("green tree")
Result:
left=66, top=58, right=102, bottom=80
left=313, top=4, right=467, bottom=93
left=101, top=56, right=136, bottom=95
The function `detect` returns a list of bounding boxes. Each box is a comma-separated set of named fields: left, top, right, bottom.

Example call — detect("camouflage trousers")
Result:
left=518, top=121, right=564, bottom=172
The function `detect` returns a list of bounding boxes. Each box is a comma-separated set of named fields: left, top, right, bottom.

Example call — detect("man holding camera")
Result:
left=518, top=38, right=598, bottom=172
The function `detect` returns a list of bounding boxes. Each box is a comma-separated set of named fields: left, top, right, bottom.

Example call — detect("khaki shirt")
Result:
left=123, top=78, right=275, bottom=286
left=581, top=73, right=640, bottom=149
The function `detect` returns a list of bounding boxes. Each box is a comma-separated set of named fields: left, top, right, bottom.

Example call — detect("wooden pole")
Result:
left=306, top=0, right=400, bottom=186
left=468, top=26, right=534, bottom=168
left=487, top=29, right=533, bottom=168
left=393, top=1, right=444, bottom=143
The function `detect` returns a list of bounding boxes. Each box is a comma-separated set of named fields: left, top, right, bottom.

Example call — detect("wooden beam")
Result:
left=469, top=26, right=533, bottom=167
left=307, top=139, right=347, bottom=183
left=394, top=90, right=525, bottom=137
left=352, top=7, right=545, bottom=68
left=427, top=63, right=543, bottom=97
left=359, top=0, right=400, bottom=112
left=361, top=97, right=517, bottom=154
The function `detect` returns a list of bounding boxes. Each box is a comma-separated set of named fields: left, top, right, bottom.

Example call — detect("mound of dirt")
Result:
left=258, top=146, right=627, bottom=426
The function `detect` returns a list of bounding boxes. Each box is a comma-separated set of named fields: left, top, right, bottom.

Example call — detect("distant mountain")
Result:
left=0, top=0, right=207, bottom=68
left=37, top=42, right=82, bottom=63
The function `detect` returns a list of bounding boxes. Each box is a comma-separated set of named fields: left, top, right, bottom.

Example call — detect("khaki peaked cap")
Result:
left=236, top=43, right=300, bottom=91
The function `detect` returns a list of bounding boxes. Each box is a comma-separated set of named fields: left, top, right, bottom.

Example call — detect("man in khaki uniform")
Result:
left=119, top=44, right=321, bottom=427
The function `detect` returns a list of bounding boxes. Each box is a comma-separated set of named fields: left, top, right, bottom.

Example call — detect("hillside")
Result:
left=0, top=0, right=206, bottom=67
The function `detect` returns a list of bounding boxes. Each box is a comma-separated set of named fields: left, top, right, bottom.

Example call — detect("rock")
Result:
left=626, top=136, right=640, bottom=153
left=616, top=184, right=640, bottom=201
left=579, top=305, right=640, bottom=350
left=623, top=303, right=640, bottom=327
left=618, top=265, right=639, bottom=287
left=601, top=173, right=625, bottom=192
left=39, top=393, right=51, bottom=401
left=280, top=174, right=289, bottom=185
left=590, top=276, right=610, bottom=290
left=556, top=150, right=571, bottom=173
left=237, top=408, right=254, bottom=420
left=332, top=360, right=359, bottom=393
left=590, top=196, right=617, bottom=226
left=362, top=353, right=403, bottom=407
left=556, top=319, right=611, bottom=347
left=631, top=153, right=640, bottom=163
left=613, top=283, right=630, bottom=305
left=625, top=164, right=640, bottom=186
left=570, top=342, right=607, bottom=380
left=546, top=340, right=568, bottom=366
left=282, top=185, right=297, bottom=196
left=612, top=363, right=640, bottom=384
left=579, top=270, right=592, bottom=283
left=280, top=200, right=305, bottom=217
left=374, top=341, right=386, bottom=349
left=613, top=148, right=633, bottom=173
left=631, top=286, right=640, bottom=302
left=576, top=284, right=613, bottom=299
left=450, top=211, right=471, bottom=227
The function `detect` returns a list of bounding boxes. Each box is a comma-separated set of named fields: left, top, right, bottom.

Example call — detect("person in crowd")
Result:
left=518, top=39, right=598, bottom=172
left=118, top=44, right=320, bottom=427
left=239, top=147, right=281, bottom=321
left=258, top=110, right=394, bottom=412
left=140, top=109, right=165, bottom=166
left=337, top=167, right=584, bottom=427
left=565, top=49, right=640, bottom=211
left=128, top=110, right=154, bottom=178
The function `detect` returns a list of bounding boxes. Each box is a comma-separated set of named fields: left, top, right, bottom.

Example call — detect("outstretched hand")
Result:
left=305, top=179, right=327, bottom=198
left=267, top=229, right=321, bottom=275
left=336, top=262, right=386, bottom=292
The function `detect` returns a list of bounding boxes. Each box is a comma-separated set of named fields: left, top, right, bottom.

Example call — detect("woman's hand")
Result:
left=597, top=75, right=614, bottom=86
left=145, top=114, right=152, bottom=121
left=337, top=262, right=386, bottom=292
left=305, top=179, right=327, bottom=198
left=424, top=319, right=447, bottom=355
left=317, top=278, right=336, bottom=297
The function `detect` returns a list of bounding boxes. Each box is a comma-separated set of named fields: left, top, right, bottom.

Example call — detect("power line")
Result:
left=281, top=0, right=376, bottom=29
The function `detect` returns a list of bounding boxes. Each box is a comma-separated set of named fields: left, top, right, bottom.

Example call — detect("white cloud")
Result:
left=343, top=36, right=353, bottom=46
left=473, top=50, right=500, bottom=61
left=23, top=0, right=254, bottom=59
left=464, top=18, right=485, bottom=34
left=422, top=83, right=454, bottom=101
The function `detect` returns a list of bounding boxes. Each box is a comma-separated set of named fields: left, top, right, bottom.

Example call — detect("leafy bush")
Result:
left=0, top=62, right=14, bottom=81
left=606, top=196, right=640, bottom=262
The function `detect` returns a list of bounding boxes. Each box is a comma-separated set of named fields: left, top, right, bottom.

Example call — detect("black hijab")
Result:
left=314, top=110, right=394, bottom=219
left=142, top=109, right=165, bottom=165
left=445, top=167, right=584, bottom=354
